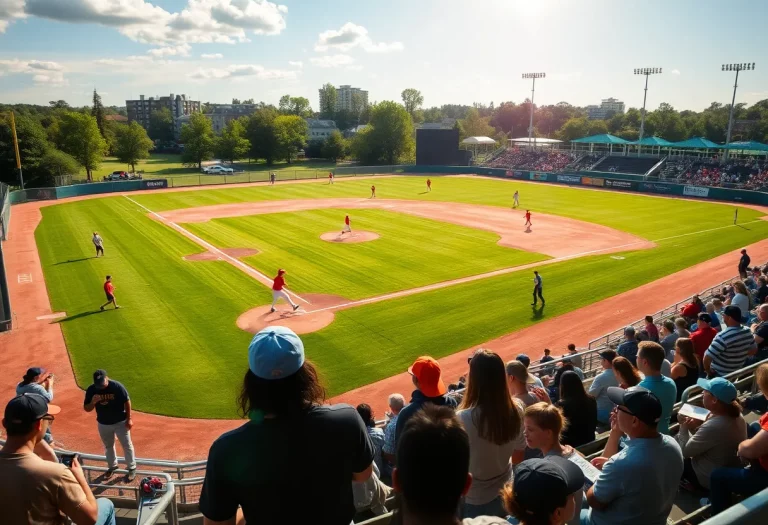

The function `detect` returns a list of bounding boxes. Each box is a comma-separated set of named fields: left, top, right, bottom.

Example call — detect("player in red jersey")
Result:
left=370, top=184, right=376, bottom=198
left=271, top=269, right=299, bottom=313
left=426, top=178, right=432, bottom=192
left=525, top=210, right=532, bottom=227
left=341, top=215, right=352, bottom=234
left=100, top=275, right=120, bottom=310
left=329, top=172, right=334, bottom=184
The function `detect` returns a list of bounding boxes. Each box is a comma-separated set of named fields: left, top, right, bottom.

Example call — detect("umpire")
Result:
left=532, top=270, right=545, bottom=306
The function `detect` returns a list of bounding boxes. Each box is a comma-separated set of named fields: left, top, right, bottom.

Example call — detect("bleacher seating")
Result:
left=663, top=157, right=768, bottom=190
left=569, top=153, right=603, bottom=171
left=590, top=156, right=659, bottom=175
left=484, top=149, right=578, bottom=172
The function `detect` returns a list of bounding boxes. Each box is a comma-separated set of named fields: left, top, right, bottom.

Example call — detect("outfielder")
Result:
left=341, top=215, right=352, bottom=234
left=426, top=178, right=432, bottom=192
left=329, top=172, right=334, bottom=184
left=513, top=191, right=520, bottom=208
left=93, top=231, right=104, bottom=257
left=532, top=270, right=545, bottom=306
left=525, top=209, right=532, bottom=227
left=100, top=275, right=120, bottom=311
left=270, top=269, right=299, bottom=313
left=370, top=185, right=376, bottom=198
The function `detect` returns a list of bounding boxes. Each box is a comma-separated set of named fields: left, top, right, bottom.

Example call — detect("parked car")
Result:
left=104, top=171, right=129, bottom=181
left=202, top=165, right=235, bottom=174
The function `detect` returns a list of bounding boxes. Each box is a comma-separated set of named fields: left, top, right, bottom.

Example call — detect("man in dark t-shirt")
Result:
left=83, top=370, right=136, bottom=479
left=200, top=326, right=374, bottom=525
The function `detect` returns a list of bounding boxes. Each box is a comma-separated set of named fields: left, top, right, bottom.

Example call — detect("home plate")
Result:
left=37, top=312, right=67, bottom=321
left=611, top=256, right=625, bottom=260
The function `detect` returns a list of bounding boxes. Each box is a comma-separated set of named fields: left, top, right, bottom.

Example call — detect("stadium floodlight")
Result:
left=722, top=62, right=756, bottom=160
left=634, top=67, right=663, bottom=147
left=522, top=72, right=546, bottom=146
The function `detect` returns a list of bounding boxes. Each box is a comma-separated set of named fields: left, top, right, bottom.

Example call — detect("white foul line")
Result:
left=123, top=195, right=311, bottom=305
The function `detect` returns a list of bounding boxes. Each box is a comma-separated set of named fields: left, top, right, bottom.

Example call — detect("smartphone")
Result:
left=61, top=453, right=78, bottom=467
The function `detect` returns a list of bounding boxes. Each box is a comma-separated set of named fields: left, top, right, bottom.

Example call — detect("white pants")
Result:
left=272, top=289, right=297, bottom=308
left=513, top=196, right=519, bottom=206
left=97, top=421, right=136, bottom=470
left=342, top=224, right=351, bottom=233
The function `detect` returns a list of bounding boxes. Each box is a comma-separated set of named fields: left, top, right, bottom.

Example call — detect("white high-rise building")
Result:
left=587, top=98, right=626, bottom=120
left=335, top=85, right=368, bottom=112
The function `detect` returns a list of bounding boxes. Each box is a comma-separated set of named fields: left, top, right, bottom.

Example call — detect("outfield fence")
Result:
left=0, top=181, right=11, bottom=331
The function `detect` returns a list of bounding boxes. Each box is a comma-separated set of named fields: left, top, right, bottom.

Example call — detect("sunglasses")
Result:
left=41, top=414, right=55, bottom=423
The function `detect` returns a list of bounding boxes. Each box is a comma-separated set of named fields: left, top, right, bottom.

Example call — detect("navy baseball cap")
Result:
left=513, top=456, right=585, bottom=513
left=697, top=377, right=738, bottom=404
left=24, top=367, right=46, bottom=380
left=516, top=354, right=531, bottom=367
left=607, top=386, right=662, bottom=427
left=4, top=393, right=60, bottom=426
left=248, top=326, right=305, bottom=379
left=93, top=369, right=108, bottom=386
left=697, top=313, right=712, bottom=323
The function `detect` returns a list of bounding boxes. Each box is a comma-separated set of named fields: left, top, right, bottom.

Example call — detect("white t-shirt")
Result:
left=457, top=402, right=526, bottom=505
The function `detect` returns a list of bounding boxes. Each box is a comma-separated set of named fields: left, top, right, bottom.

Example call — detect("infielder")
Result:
left=513, top=191, right=520, bottom=208
left=270, top=269, right=299, bottom=313
left=93, top=231, right=104, bottom=257
left=341, top=215, right=352, bottom=234
left=100, top=275, right=120, bottom=311
left=532, top=270, right=545, bottom=306
left=329, top=172, right=335, bottom=184
left=370, top=184, right=376, bottom=198
left=270, top=172, right=276, bottom=185
left=426, top=178, right=432, bottom=192
left=525, top=209, right=532, bottom=227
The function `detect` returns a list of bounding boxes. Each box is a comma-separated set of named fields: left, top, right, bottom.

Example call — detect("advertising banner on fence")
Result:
left=141, top=179, right=168, bottom=190
left=641, top=182, right=674, bottom=194
left=604, top=179, right=636, bottom=190
left=683, top=185, right=710, bottom=197
left=581, top=177, right=605, bottom=187
left=530, top=172, right=548, bottom=181
left=556, top=174, right=581, bottom=183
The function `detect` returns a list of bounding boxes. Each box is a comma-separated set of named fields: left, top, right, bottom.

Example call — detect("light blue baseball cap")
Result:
left=248, top=326, right=305, bottom=380
left=696, top=377, right=737, bottom=404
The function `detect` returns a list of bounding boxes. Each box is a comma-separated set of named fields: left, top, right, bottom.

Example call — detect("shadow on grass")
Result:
left=56, top=309, right=113, bottom=323
left=530, top=304, right=546, bottom=321
left=53, top=257, right=94, bottom=266
left=736, top=224, right=751, bottom=231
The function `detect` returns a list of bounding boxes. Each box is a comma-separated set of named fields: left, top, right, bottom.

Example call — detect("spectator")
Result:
left=395, top=356, right=458, bottom=453
left=548, top=362, right=576, bottom=402
left=612, top=357, right=641, bottom=389
left=539, top=348, right=555, bottom=375
left=506, top=360, right=539, bottom=407
left=659, top=320, right=679, bottom=360
left=703, top=305, right=757, bottom=377
left=0, top=394, right=116, bottom=525
left=82, top=370, right=136, bottom=481
left=644, top=316, right=660, bottom=342
left=521, top=402, right=582, bottom=525
left=676, top=317, right=691, bottom=338
left=199, top=326, right=374, bottom=525
left=382, top=393, right=405, bottom=473
left=637, top=342, right=677, bottom=434
left=16, top=367, right=57, bottom=463
left=556, top=371, right=597, bottom=447
left=501, top=457, right=585, bottom=525
left=708, top=363, right=768, bottom=515
left=457, top=349, right=526, bottom=518
left=691, top=313, right=718, bottom=363
left=671, top=338, right=699, bottom=402
left=588, top=350, right=619, bottom=425
left=357, top=403, right=385, bottom=474
left=583, top=387, right=683, bottom=525
left=677, top=378, right=747, bottom=490
left=738, top=248, right=751, bottom=279
left=515, top=354, right=544, bottom=388
left=728, top=281, right=751, bottom=321
left=391, top=405, right=508, bottom=525
left=750, top=304, right=768, bottom=364
left=617, top=327, right=639, bottom=366
left=706, top=302, right=723, bottom=332
left=566, top=343, right=582, bottom=369
left=756, top=276, right=768, bottom=305
left=682, top=296, right=704, bottom=322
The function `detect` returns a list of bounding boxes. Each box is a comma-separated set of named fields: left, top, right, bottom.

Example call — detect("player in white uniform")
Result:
left=513, top=191, right=520, bottom=208
left=92, top=232, right=104, bottom=257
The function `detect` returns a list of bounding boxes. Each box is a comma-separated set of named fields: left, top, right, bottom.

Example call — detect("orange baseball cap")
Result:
left=408, top=356, right=446, bottom=398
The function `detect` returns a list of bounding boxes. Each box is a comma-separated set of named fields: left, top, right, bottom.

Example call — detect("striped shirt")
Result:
left=704, top=326, right=756, bottom=375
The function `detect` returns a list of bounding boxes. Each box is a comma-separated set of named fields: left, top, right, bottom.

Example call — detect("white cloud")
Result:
left=148, top=44, right=191, bottom=57
left=671, top=69, right=681, bottom=75
left=0, top=0, right=26, bottom=33
left=345, top=65, right=363, bottom=71
left=189, top=63, right=298, bottom=80
left=315, top=22, right=403, bottom=53
left=201, top=53, right=224, bottom=59
left=310, top=54, right=355, bottom=68
left=0, top=58, right=67, bottom=85
left=288, top=60, right=303, bottom=68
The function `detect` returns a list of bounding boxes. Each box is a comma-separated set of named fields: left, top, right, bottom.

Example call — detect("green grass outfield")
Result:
left=35, top=176, right=768, bottom=418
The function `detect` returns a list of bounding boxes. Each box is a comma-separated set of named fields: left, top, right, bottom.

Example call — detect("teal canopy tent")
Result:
left=629, top=136, right=673, bottom=147
left=668, top=137, right=721, bottom=149
left=721, top=140, right=768, bottom=152
left=571, top=134, right=629, bottom=144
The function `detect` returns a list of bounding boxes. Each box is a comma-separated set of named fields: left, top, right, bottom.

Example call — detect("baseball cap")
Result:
left=607, top=386, right=662, bottom=427
left=513, top=457, right=585, bottom=514
left=697, top=312, right=712, bottom=324
left=93, top=369, right=108, bottom=386
left=506, top=361, right=535, bottom=384
left=516, top=354, right=531, bottom=368
left=741, top=249, right=747, bottom=254
left=408, top=356, right=446, bottom=398
left=624, top=326, right=635, bottom=336
left=4, top=393, right=61, bottom=427
left=23, top=367, right=46, bottom=381
left=248, top=326, right=305, bottom=380
left=598, top=350, right=617, bottom=362
left=697, top=377, right=738, bottom=404
left=723, top=305, right=742, bottom=321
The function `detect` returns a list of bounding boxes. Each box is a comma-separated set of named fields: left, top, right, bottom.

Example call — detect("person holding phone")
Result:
left=16, top=367, right=57, bottom=463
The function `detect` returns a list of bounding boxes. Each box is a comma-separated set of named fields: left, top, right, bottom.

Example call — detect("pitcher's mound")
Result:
left=184, top=248, right=259, bottom=261
left=236, top=294, right=346, bottom=335
left=320, top=231, right=379, bottom=243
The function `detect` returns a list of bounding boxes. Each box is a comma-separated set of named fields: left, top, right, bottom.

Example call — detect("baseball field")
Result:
left=33, top=175, right=768, bottom=418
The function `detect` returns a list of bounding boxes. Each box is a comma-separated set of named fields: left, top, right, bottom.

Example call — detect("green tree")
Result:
left=556, top=117, right=590, bottom=141
left=0, top=113, right=50, bottom=186
left=180, top=113, right=215, bottom=169
left=323, top=130, right=347, bottom=161
left=587, top=119, right=609, bottom=136
left=422, top=107, right=443, bottom=122
left=39, top=149, right=80, bottom=180
left=246, top=107, right=280, bottom=164
left=351, top=101, right=415, bottom=165
left=114, top=121, right=154, bottom=172
left=91, top=89, right=106, bottom=138
left=318, top=83, right=338, bottom=119
left=279, top=95, right=313, bottom=118
left=58, top=112, right=108, bottom=182
left=215, top=118, right=251, bottom=164
left=458, top=107, right=496, bottom=140
left=274, top=115, right=308, bottom=163
left=232, top=98, right=241, bottom=104
left=148, top=108, right=175, bottom=142
left=646, top=102, right=686, bottom=141
left=401, top=88, right=424, bottom=118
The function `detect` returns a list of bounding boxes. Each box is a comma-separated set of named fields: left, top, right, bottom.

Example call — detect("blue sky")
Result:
left=1, top=0, right=767, bottom=112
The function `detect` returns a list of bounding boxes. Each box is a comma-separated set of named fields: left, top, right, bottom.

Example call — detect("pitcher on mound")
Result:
left=341, top=214, right=352, bottom=234
left=271, top=269, right=299, bottom=313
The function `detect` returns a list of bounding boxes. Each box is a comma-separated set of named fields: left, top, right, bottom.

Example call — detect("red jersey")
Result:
left=272, top=275, right=285, bottom=291
left=329, top=173, right=333, bottom=178
left=681, top=303, right=701, bottom=318
left=427, top=179, right=431, bottom=186
left=345, top=216, right=350, bottom=225
left=525, top=212, right=531, bottom=220
left=760, top=413, right=768, bottom=471
left=690, top=325, right=717, bottom=359
left=104, top=282, right=115, bottom=295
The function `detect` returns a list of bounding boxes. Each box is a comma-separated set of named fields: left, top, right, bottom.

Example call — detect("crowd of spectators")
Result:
left=485, top=148, right=579, bottom=172
left=666, top=157, right=768, bottom=190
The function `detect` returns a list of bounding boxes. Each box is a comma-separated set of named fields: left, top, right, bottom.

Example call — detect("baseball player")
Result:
left=426, top=178, right=432, bottom=192
left=270, top=172, right=276, bottom=185
left=270, top=269, right=299, bottom=313
left=524, top=209, right=532, bottom=228
left=341, top=215, right=352, bottom=234
left=100, top=275, right=120, bottom=311
left=370, top=184, right=376, bottom=198
left=92, top=231, right=104, bottom=257
left=532, top=270, right=545, bottom=306
left=329, top=172, right=334, bottom=184
left=513, top=191, right=520, bottom=208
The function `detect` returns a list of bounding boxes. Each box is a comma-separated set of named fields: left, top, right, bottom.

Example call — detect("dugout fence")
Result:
left=0, top=181, right=11, bottom=331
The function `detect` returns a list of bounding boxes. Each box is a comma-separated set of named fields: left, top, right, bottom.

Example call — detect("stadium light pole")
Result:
left=522, top=72, right=545, bottom=147
left=634, top=67, right=662, bottom=148
left=722, top=62, right=755, bottom=161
